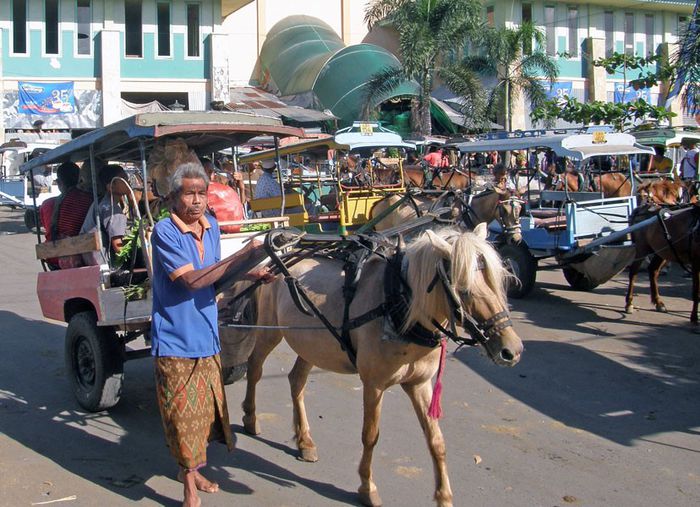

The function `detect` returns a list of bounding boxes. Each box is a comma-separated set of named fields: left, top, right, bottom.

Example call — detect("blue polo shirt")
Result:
left=151, top=213, right=221, bottom=358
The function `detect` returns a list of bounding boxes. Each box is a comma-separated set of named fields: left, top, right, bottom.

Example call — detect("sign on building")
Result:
left=18, top=82, right=76, bottom=115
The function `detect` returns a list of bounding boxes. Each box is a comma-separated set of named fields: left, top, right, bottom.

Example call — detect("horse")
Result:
left=545, top=169, right=633, bottom=198
left=624, top=203, right=700, bottom=322
left=637, top=179, right=686, bottom=206
left=369, top=188, right=524, bottom=243
left=234, top=225, right=523, bottom=507
left=403, top=165, right=478, bottom=190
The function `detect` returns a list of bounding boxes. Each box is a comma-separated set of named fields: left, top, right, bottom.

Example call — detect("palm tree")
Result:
left=463, top=22, right=559, bottom=131
left=673, top=3, right=700, bottom=115
left=363, top=0, right=482, bottom=136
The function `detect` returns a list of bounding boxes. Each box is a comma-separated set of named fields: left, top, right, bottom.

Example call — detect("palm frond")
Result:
left=364, top=0, right=410, bottom=29
left=362, top=66, right=412, bottom=117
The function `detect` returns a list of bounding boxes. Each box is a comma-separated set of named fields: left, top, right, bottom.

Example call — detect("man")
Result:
left=254, top=159, right=282, bottom=217
left=151, top=161, right=270, bottom=507
left=31, top=165, right=55, bottom=196
left=80, top=165, right=130, bottom=266
left=680, top=140, right=699, bottom=182
left=39, top=162, right=93, bottom=269
left=646, top=146, right=673, bottom=175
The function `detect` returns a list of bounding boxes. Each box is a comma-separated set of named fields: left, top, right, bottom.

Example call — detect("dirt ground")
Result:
left=0, top=206, right=698, bottom=507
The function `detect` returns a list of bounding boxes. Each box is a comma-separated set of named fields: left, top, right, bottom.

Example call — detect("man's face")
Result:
left=173, top=177, right=207, bottom=223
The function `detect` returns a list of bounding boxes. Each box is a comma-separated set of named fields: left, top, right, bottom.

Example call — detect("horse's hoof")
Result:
left=242, top=415, right=260, bottom=435
left=358, top=488, right=382, bottom=507
left=624, top=305, right=634, bottom=314
left=298, top=447, right=318, bottom=462
left=655, top=303, right=668, bottom=313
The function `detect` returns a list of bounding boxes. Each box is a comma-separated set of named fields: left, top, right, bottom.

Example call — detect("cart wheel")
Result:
left=499, top=243, right=537, bottom=299
left=562, top=266, right=600, bottom=291
left=65, top=311, right=124, bottom=412
left=222, top=363, right=248, bottom=385
left=24, top=208, right=39, bottom=232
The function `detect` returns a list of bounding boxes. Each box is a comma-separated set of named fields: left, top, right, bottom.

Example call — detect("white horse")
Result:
left=235, top=224, right=523, bottom=506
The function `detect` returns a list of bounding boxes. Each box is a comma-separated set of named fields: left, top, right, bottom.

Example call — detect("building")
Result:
left=482, top=0, right=697, bottom=129
left=1, top=0, right=231, bottom=143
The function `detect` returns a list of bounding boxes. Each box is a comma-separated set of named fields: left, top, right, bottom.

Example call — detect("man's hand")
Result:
left=247, top=266, right=275, bottom=283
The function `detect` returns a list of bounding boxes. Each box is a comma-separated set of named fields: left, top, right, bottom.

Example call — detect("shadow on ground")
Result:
left=0, top=310, right=356, bottom=504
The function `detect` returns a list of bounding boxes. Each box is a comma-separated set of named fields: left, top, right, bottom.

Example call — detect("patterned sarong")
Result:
left=155, top=354, right=234, bottom=470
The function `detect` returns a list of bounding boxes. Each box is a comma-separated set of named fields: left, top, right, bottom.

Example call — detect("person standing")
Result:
left=680, top=140, right=699, bottom=182
left=151, top=161, right=270, bottom=507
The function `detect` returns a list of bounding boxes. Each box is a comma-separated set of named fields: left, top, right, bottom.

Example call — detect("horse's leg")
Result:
left=357, top=385, right=385, bottom=507
left=401, top=381, right=453, bottom=507
left=648, top=255, right=668, bottom=313
left=625, top=258, right=644, bottom=314
left=692, top=261, right=700, bottom=324
left=242, top=331, right=283, bottom=435
left=288, top=356, right=318, bottom=462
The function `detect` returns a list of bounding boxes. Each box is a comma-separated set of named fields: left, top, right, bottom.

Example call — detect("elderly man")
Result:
left=151, top=161, right=269, bottom=507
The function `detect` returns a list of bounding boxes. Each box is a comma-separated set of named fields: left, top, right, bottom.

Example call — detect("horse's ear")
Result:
left=425, top=230, right=451, bottom=254
left=474, top=222, right=488, bottom=239
left=493, top=185, right=507, bottom=196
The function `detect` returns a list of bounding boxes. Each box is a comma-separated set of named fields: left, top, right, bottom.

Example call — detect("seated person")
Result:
left=39, top=162, right=94, bottom=269
left=80, top=165, right=130, bottom=267
left=254, top=159, right=307, bottom=217
left=31, top=165, right=55, bottom=196
left=646, top=146, right=673, bottom=175
left=423, top=146, right=447, bottom=168
left=202, top=157, right=245, bottom=232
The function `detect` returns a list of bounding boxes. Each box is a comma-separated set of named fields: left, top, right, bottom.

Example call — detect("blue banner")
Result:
left=18, top=81, right=76, bottom=115
left=546, top=81, right=572, bottom=100
left=614, top=84, right=651, bottom=104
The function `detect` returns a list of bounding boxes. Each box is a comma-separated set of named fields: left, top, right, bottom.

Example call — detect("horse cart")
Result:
left=238, top=121, right=414, bottom=234
left=22, top=112, right=303, bottom=411
left=448, top=130, right=656, bottom=296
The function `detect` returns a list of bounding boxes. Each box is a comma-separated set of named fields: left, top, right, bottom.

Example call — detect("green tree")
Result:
left=672, top=6, right=700, bottom=115
left=363, top=0, right=482, bottom=136
left=462, top=22, right=559, bottom=131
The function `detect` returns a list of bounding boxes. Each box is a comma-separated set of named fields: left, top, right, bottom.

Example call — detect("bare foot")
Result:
left=177, top=469, right=220, bottom=493
left=182, top=472, right=201, bottom=507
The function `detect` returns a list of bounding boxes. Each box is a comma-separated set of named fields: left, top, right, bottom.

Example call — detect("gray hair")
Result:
left=168, top=162, right=209, bottom=195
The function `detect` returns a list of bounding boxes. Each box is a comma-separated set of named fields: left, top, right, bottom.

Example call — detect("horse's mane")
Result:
left=402, top=227, right=508, bottom=331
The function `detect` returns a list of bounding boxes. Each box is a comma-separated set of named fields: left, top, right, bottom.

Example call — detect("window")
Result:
left=522, top=3, right=532, bottom=54
left=486, top=6, right=494, bottom=27
left=568, top=7, right=578, bottom=57
left=12, top=0, right=27, bottom=54
left=624, top=13, right=634, bottom=56
left=645, top=14, right=655, bottom=56
left=604, top=11, right=614, bottom=57
left=125, top=0, right=143, bottom=57
left=45, top=0, right=59, bottom=54
left=77, top=0, right=91, bottom=55
left=186, top=3, right=200, bottom=57
left=545, top=6, right=555, bottom=56
left=157, top=2, right=170, bottom=57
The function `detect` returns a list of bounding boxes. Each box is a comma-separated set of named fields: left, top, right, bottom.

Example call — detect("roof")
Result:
left=631, top=126, right=700, bottom=147
left=226, top=86, right=337, bottom=123
left=20, top=112, right=305, bottom=173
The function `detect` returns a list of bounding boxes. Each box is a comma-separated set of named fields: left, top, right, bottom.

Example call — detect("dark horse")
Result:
left=625, top=203, right=700, bottom=322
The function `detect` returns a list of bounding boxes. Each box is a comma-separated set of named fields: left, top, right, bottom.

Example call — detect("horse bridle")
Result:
left=497, top=196, right=524, bottom=235
left=427, top=257, right=513, bottom=360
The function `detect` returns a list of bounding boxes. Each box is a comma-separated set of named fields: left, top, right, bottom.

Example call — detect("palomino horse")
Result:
left=369, top=188, right=524, bottom=243
left=637, top=179, right=686, bottom=206
left=546, top=170, right=633, bottom=197
left=625, top=204, right=700, bottom=322
left=237, top=225, right=522, bottom=507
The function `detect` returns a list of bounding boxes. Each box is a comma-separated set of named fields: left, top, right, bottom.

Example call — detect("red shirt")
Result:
left=39, top=188, right=93, bottom=269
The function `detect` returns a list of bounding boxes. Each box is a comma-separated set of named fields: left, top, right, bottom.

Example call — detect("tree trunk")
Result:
left=505, top=80, right=511, bottom=132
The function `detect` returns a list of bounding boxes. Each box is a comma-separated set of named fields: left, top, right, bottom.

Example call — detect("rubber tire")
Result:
left=65, top=312, right=124, bottom=412
left=24, top=208, right=39, bottom=232
left=499, top=243, right=537, bottom=299
left=562, top=266, right=600, bottom=291
left=222, top=363, right=248, bottom=385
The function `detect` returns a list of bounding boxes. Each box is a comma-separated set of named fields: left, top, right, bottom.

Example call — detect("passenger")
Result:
left=680, top=140, right=699, bottom=182
left=202, top=157, right=245, bottom=232
left=31, top=165, right=55, bottom=196
left=39, top=162, right=93, bottom=269
left=150, top=162, right=272, bottom=507
left=646, top=146, right=673, bottom=175
left=80, top=165, right=130, bottom=266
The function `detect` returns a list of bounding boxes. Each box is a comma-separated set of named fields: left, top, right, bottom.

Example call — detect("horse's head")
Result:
left=404, top=225, right=523, bottom=366
left=494, top=187, right=523, bottom=244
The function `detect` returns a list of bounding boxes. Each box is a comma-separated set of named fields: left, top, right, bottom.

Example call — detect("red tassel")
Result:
left=428, top=338, right=448, bottom=419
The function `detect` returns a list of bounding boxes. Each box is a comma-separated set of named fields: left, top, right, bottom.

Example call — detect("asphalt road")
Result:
left=0, top=206, right=699, bottom=507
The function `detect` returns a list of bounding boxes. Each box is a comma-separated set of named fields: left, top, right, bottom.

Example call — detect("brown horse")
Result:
left=403, top=165, right=478, bottom=190
left=637, top=179, right=686, bottom=206
left=369, top=188, right=524, bottom=243
left=237, top=226, right=523, bottom=507
left=624, top=204, right=700, bottom=322
left=546, top=170, right=633, bottom=198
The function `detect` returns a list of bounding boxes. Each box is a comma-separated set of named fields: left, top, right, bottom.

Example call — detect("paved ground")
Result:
left=0, top=206, right=699, bottom=507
